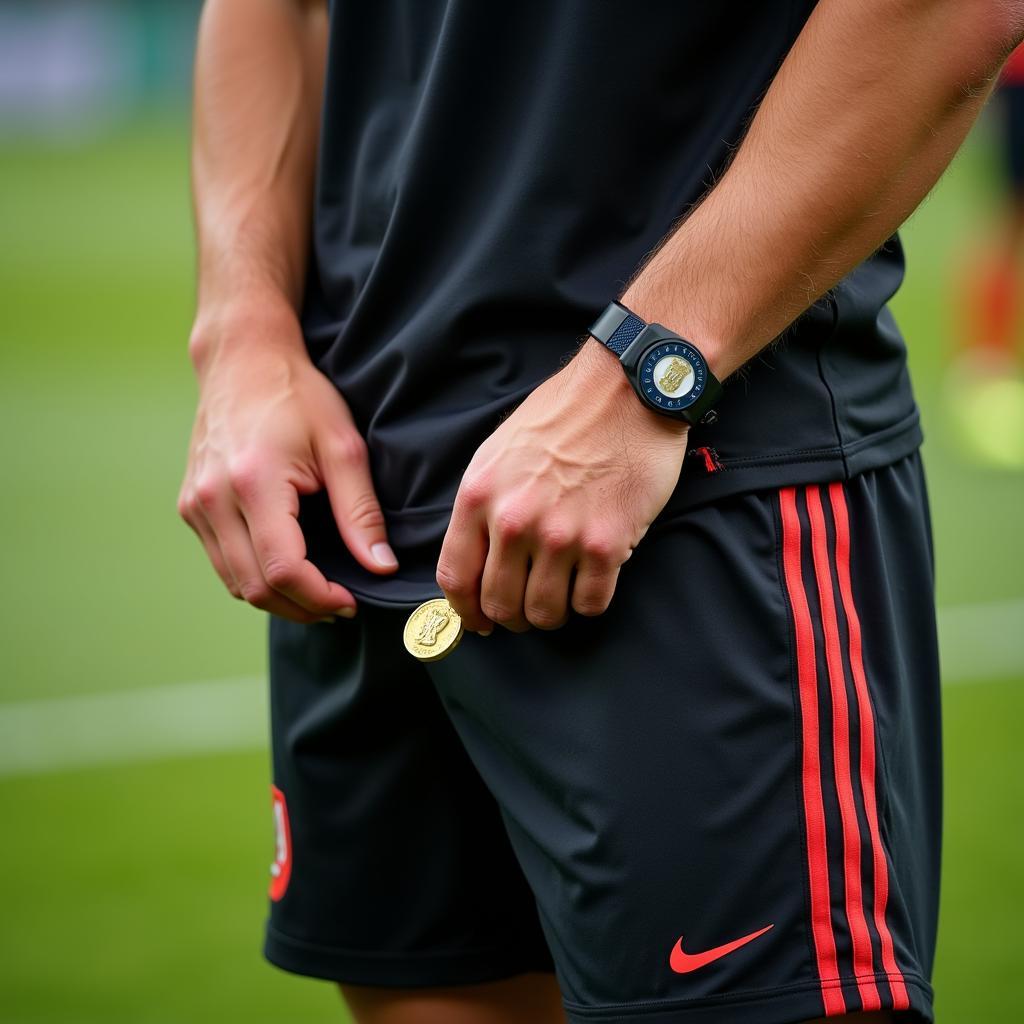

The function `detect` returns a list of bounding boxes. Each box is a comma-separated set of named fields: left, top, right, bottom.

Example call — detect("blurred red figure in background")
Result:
left=980, top=44, right=1024, bottom=354
left=951, top=43, right=1024, bottom=468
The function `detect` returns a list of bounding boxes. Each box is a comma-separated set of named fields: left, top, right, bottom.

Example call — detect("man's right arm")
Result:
left=189, top=0, right=325, bottom=355
left=179, top=0, right=400, bottom=625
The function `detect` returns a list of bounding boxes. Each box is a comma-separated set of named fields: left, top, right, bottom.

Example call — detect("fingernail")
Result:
left=338, top=606, right=357, bottom=619
left=478, top=628, right=493, bottom=637
left=371, top=541, right=399, bottom=568
left=317, top=616, right=337, bottom=624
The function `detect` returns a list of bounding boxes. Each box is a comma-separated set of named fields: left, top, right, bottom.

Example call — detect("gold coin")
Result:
left=403, top=598, right=465, bottom=662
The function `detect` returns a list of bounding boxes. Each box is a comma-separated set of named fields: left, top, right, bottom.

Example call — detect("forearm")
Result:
left=189, top=0, right=327, bottom=372
left=617, top=0, right=1024, bottom=379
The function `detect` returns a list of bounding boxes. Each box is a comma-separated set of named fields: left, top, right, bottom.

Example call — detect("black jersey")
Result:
left=297, top=0, right=923, bottom=603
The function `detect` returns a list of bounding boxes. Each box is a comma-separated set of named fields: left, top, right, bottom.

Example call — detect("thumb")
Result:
left=320, top=435, right=400, bottom=574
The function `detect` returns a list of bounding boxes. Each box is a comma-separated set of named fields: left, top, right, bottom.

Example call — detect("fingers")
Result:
left=569, top=533, right=625, bottom=619
left=506, top=515, right=577, bottom=631
left=206, top=504, right=337, bottom=623
left=439, top=485, right=625, bottom=634
left=178, top=465, right=357, bottom=624
left=319, top=432, right=400, bottom=575
left=479, top=529, right=533, bottom=633
left=180, top=501, right=241, bottom=599
left=436, top=489, right=493, bottom=634
left=521, top=539, right=577, bottom=631
left=502, top=523, right=615, bottom=632
left=235, top=470, right=358, bottom=618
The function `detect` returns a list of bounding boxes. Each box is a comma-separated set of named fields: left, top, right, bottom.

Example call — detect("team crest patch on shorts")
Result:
left=269, top=785, right=292, bottom=902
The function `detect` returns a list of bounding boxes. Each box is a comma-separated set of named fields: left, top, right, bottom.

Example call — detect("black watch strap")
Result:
left=588, top=301, right=648, bottom=355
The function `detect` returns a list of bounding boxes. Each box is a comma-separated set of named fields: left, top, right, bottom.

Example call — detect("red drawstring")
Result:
left=689, top=446, right=724, bottom=474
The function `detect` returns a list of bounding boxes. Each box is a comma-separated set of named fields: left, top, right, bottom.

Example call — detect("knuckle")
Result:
left=435, top=566, right=469, bottom=597
left=493, top=502, right=530, bottom=541
left=480, top=599, right=515, bottom=624
left=346, top=490, right=385, bottom=531
left=239, top=579, right=272, bottom=606
left=537, top=521, right=573, bottom=552
left=262, top=557, right=298, bottom=591
left=458, top=472, right=492, bottom=510
left=224, top=580, right=244, bottom=600
left=176, top=493, right=194, bottom=522
left=193, top=477, right=221, bottom=511
left=525, top=604, right=564, bottom=630
left=573, top=595, right=611, bottom=617
left=225, top=456, right=262, bottom=497
left=328, top=432, right=369, bottom=467
left=580, top=531, right=618, bottom=564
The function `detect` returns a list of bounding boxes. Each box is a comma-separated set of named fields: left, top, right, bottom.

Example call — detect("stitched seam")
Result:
left=265, top=923, right=522, bottom=962
left=709, top=451, right=843, bottom=470
left=815, top=289, right=848, bottom=476
left=841, top=409, right=920, bottom=455
left=703, top=411, right=920, bottom=471
left=377, top=416, right=921, bottom=519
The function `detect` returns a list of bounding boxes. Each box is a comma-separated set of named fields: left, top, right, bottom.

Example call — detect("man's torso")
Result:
left=299, top=0, right=921, bottom=602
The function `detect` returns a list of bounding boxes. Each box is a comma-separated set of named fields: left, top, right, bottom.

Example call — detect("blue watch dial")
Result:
left=587, top=301, right=722, bottom=425
left=638, top=341, right=707, bottom=411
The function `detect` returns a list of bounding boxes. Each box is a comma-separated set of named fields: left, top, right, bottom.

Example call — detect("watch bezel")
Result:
left=620, top=324, right=714, bottom=421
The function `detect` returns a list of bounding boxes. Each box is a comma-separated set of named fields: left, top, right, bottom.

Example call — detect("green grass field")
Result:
left=1, top=113, right=1021, bottom=1022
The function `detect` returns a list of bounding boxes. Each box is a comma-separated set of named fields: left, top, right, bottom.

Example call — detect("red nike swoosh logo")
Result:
left=669, top=924, right=774, bottom=973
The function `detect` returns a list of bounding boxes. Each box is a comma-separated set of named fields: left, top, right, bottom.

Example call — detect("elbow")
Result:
left=924, top=0, right=1024, bottom=98
left=973, top=1, right=1024, bottom=65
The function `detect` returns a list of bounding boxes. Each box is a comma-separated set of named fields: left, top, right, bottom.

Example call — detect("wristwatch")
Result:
left=587, top=300, right=722, bottom=426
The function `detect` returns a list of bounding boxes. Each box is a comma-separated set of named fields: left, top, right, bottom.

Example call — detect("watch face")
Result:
left=638, top=341, right=707, bottom=412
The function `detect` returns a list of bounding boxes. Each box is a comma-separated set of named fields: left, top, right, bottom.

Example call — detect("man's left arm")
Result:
left=617, top=0, right=1024, bottom=377
left=438, top=0, right=1024, bottom=636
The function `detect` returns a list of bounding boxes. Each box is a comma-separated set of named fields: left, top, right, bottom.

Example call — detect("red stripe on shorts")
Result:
left=828, top=482, right=911, bottom=1011
left=779, top=486, right=847, bottom=1017
left=806, top=485, right=882, bottom=1010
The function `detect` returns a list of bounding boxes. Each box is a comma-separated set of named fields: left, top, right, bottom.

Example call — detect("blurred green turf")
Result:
left=0, top=113, right=1021, bottom=1022
left=0, top=751, right=344, bottom=1024
left=0, top=116, right=265, bottom=704
left=0, top=683, right=1019, bottom=1023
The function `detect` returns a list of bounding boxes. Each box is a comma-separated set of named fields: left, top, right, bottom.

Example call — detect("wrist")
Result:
left=619, top=278, right=737, bottom=381
left=571, top=336, right=690, bottom=442
left=188, top=290, right=307, bottom=380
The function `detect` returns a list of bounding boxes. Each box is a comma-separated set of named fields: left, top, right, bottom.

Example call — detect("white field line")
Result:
left=937, top=598, right=1024, bottom=685
left=0, top=600, right=1021, bottom=780
left=0, top=677, right=267, bottom=779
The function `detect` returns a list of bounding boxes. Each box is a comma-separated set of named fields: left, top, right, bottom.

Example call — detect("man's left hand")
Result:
left=437, top=338, right=690, bottom=634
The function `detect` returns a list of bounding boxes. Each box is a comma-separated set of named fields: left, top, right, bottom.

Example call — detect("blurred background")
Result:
left=1, top=2, right=1021, bottom=1021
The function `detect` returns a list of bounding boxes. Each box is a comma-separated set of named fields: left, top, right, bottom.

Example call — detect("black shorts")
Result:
left=263, top=451, right=941, bottom=1023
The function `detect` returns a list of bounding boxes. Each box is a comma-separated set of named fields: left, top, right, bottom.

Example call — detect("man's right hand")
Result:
left=177, top=299, right=398, bottom=624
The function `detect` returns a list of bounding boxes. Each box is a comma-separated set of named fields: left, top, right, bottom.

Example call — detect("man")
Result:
left=177, top=2, right=1024, bottom=1022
